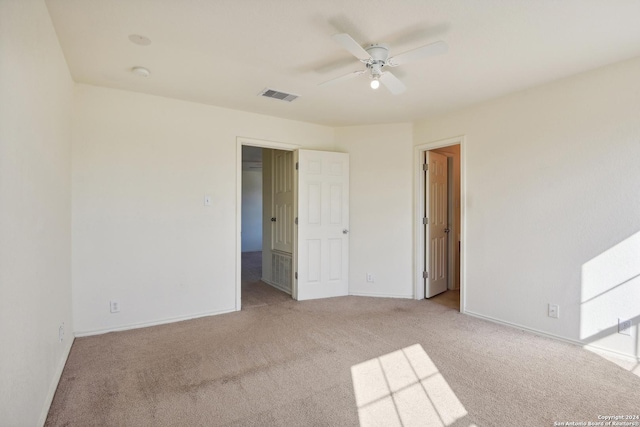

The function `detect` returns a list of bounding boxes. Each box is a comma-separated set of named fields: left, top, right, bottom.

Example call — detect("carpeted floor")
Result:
left=241, top=251, right=291, bottom=310
left=46, top=275, right=640, bottom=426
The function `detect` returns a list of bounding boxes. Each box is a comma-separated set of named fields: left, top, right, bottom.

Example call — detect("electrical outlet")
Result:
left=548, top=304, right=559, bottom=319
left=618, top=318, right=632, bottom=336
left=59, top=323, right=64, bottom=342
left=110, top=300, right=120, bottom=313
left=366, top=273, right=375, bottom=283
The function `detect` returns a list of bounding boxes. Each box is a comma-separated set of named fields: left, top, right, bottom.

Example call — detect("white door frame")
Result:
left=413, top=136, right=467, bottom=312
left=236, top=137, right=299, bottom=311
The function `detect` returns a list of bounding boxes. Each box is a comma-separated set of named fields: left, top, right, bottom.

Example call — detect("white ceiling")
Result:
left=45, top=0, right=640, bottom=127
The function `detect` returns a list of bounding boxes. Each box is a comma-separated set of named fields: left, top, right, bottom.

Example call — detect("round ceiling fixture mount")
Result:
left=128, top=34, right=151, bottom=46
left=131, top=66, right=151, bottom=77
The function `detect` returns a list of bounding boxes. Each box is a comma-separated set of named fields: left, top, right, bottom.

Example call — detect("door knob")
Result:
left=343, top=229, right=349, bottom=234
left=444, top=228, right=450, bottom=233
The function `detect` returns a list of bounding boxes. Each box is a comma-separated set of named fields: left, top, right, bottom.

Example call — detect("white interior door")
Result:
left=425, top=151, right=448, bottom=298
left=295, top=149, right=349, bottom=301
left=272, top=150, right=294, bottom=254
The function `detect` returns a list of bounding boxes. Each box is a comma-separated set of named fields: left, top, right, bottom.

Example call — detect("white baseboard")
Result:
left=349, top=291, right=414, bottom=299
left=38, top=336, right=75, bottom=427
left=74, top=307, right=236, bottom=337
left=465, top=310, right=640, bottom=363
left=261, top=278, right=292, bottom=295
left=582, top=343, right=640, bottom=364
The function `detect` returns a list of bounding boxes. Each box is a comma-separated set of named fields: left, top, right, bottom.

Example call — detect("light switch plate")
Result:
left=204, top=195, right=212, bottom=206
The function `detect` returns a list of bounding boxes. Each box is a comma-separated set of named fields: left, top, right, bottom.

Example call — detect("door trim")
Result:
left=413, top=136, right=467, bottom=312
left=236, top=137, right=299, bottom=311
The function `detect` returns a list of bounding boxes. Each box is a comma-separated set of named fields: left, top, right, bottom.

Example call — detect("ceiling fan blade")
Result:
left=387, top=40, right=448, bottom=66
left=318, top=70, right=366, bottom=87
left=379, top=71, right=406, bottom=95
left=332, top=33, right=372, bottom=61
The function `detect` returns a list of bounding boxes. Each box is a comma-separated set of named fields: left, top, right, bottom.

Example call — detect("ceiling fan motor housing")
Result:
left=365, top=44, right=389, bottom=78
left=366, top=44, right=390, bottom=61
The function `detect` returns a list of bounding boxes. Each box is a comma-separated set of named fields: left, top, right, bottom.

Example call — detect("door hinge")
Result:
left=295, top=162, right=299, bottom=171
left=423, top=271, right=429, bottom=279
left=294, top=217, right=298, bottom=225
left=423, top=217, right=428, bottom=225
left=423, top=163, right=428, bottom=171
left=295, top=272, right=298, bottom=280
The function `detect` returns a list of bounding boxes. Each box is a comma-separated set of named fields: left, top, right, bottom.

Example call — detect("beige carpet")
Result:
left=241, top=251, right=291, bottom=309
left=46, top=291, right=640, bottom=426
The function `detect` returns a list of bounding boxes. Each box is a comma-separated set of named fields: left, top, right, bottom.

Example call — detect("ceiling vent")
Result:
left=259, top=88, right=299, bottom=102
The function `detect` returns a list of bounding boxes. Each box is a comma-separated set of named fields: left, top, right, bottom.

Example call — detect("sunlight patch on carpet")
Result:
left=351, top=344, right=473, bottom=427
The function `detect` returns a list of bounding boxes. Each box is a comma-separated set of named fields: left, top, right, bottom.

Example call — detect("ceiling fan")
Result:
left=319, top=33, right=448, bottom=94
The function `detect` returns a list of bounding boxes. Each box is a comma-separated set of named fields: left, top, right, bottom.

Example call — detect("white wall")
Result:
left=72, top=84, right=334, bottom=335
left=335, top=124, right=414, bottom=298
left=0, top=1, right=74, bottom=425
left=415, top=57, right=640, bottom=360
left=241, top=169, right=262, bottom=252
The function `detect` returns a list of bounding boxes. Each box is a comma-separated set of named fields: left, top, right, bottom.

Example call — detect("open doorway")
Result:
left=414, top=137, right=465, bottom=312
left=426, top=145, right=461, bottom=310
left=236, top=138, right=296, bottom=310
left=236, top=138, right=351, bottom=309
left=239, top=143, right=295, bottom=310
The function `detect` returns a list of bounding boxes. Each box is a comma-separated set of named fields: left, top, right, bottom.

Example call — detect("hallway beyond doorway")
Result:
left=241, top=251, right=290, bottom=309
left=429, top=289, right=460, bottom=311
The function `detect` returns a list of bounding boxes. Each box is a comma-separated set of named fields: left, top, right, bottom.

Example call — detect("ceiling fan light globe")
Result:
left=370, top=79, right=380, bottom=89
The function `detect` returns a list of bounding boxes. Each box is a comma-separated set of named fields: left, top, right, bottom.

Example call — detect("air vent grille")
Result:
left=259, top=88, right=299, bottom=102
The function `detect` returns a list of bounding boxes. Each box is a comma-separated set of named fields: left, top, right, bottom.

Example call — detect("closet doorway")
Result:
left=414, top=137, right=465, bottom=312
